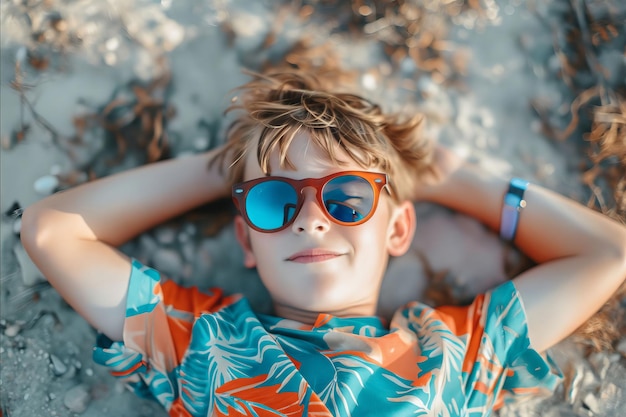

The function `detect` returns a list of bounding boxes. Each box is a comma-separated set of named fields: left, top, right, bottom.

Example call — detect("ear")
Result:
left=386, top=201, right=416, bottom=257
left=234, top=215, right=257, bottom=268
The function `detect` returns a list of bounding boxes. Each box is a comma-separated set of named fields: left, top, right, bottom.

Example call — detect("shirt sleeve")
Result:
left=436, top=281, right=563, bottom=409
left=92, top=258, right=239, bottom=409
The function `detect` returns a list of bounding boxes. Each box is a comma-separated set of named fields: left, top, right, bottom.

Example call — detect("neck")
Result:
left=272, top=300, right=379, bottom=325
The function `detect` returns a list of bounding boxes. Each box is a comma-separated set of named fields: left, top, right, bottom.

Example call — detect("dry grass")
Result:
left=530, top=0, right=626, bottom=351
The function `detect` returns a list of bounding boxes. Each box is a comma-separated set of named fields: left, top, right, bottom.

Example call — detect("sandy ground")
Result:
left=1, top=0, right=625, bottom=416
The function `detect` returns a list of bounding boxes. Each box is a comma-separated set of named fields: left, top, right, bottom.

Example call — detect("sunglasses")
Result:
left=232, top=171, right=389, bottom=233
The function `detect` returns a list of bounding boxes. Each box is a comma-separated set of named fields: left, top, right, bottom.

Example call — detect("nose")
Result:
left=291, top=188, right=331, bottom=234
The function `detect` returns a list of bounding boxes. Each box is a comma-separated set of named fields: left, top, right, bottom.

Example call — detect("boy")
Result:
left=21, top=70, right=626, bottom=416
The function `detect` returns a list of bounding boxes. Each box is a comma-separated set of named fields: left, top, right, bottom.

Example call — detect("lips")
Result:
left=286, top=249, right=344, bottom=263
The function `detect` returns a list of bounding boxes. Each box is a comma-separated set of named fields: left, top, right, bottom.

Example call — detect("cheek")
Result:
left=248, top=234, right=282, bottom=270
left=351, top=220, right=390, bottom=261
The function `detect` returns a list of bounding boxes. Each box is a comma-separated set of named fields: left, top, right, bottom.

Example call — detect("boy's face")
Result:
left=234, top=131, right=415, bottom=322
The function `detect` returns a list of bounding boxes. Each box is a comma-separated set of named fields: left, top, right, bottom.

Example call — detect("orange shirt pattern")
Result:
left=93, top=259, right=561, bottom=416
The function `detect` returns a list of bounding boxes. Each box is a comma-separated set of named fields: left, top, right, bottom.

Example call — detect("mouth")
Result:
left=286, top=249, right=345, bottom=264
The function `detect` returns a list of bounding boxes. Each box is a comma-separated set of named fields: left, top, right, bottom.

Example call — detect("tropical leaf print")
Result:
left=95, top=260, right=562, bottom=417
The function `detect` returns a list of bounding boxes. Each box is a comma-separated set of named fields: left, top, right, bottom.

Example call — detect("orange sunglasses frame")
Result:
left=232, top=171, right=388, bottom=233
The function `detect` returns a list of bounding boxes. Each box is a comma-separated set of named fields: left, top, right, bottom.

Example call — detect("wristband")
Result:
left=499, top=178, right=529, bottom=242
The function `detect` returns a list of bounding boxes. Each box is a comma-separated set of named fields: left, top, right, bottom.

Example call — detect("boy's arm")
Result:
left=20, top=149, right=230, bottom=341
left=415, top=146, right=626, bottom=353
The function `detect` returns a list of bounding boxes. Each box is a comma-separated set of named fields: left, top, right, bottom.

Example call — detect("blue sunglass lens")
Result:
left=323, top=176, right=374, bottom=223
left=246, top=181, right=298, bottom=230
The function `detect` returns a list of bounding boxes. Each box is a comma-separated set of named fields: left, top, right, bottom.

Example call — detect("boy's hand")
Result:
left=409, top=145, right=626, bottom=353
left=21, top=148, right=231, bottom=341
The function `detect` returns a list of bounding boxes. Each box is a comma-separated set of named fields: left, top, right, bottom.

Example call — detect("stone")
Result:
left=33, top=175, right=59, bottom=195
left=49, top=354, right=68, bottom=377
left=63, top=384, right=91, bottom=414
left=193, top=136, right=209, bottom=151
left=582, top=392, right=601, bottom=415
left=4, top=324, right=21, bottom=337
left=181, top=241, right=195, bottom=263
left=154, top=227, right=176, bottom=245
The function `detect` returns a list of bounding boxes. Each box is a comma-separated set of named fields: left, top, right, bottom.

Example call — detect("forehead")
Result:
left=242, top=131, right=368, bottom=181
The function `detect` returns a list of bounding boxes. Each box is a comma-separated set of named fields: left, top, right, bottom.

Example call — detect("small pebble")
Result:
left=63, top=384, right=91, bottom=414
left=5, top=324, right=21, bottom=337
left=361, top=73, right=377, bottom=91
left=48, top=392, right=56, bottom=401
left=155, top=227, right=176, bottom=245
left=34, top=175, right=60, bottom=195
left=583, top=392, right=601, bottom=414
left=50, top=354, right=68, bottom=376
left=178, top=230, right=189, bottom=243
left=181, top=241, right=195, bottom=263
left=193, top=136, right=209, bottom=151
left=85, top=368, right=93, bottom=377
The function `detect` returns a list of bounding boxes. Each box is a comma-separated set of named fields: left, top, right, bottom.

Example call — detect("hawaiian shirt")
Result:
left=93, top=259, right=561, bottom=416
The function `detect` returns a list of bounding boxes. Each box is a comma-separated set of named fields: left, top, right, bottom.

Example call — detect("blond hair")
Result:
left=210, top=70, right=434, bottom=202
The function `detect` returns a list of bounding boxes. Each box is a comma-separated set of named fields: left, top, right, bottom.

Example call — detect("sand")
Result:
left=1, top=0, right=624, bottom=416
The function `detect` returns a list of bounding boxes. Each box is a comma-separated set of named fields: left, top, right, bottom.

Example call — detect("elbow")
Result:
left=20, top=206, right=54, bottom=257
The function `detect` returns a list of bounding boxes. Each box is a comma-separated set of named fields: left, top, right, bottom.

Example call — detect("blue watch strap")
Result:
left=500, top=178, right=529, bottom=241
